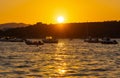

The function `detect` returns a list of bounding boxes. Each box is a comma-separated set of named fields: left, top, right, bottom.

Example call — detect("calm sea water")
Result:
left=0, top=39, right=120, bottom=78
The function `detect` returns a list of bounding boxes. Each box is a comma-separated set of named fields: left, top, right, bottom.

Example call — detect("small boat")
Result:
left=0, top=38, right=9, bottom=42
left=9, top=38, right=24, bottom=42
left=25, top=40, right=44, bottom=45
left=101, top=37, right=118, bottom=44
left=42, top=36, right=58, bottom=43
left=84, top=37, right=100, bottom=43
left=0, top=37, right=24, bottom=42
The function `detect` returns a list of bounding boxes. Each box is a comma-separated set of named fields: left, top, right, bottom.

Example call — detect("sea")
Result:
left=0, top=39, right=120, bottom=78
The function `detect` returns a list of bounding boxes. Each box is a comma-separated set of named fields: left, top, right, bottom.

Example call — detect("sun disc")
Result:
left=57, top=16, right=64, bottom=23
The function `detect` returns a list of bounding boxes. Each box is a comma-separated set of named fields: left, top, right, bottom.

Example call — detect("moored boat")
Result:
left=0, top=38, right=9, bottom=42
left=101, top=38, right=118, bottom=44
left=9, top=38, right=24, bottom=42
left=84, top=37, right=100, bottom=43
left=25, top=40, right=44, bottom=45
left=0, top=37, right=24, bottom=42
left=42, top=36, right=58, bottom=43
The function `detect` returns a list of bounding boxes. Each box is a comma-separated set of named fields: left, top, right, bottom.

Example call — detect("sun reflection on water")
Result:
left=58, top=69, right=66, bottom=75
left=57, top=42, right=65, bottom=48
left=54, top=42, right=68, bottom=77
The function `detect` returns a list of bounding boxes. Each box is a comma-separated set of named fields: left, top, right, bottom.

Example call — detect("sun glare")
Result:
left=57, top=16, right=64, bottom=23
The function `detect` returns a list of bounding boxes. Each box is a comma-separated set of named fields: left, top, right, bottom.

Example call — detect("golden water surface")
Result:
left=0, top=39, right=120, bottom=78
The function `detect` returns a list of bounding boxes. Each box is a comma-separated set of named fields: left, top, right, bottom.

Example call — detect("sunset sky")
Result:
left=0, top=0, right=120, bottom=24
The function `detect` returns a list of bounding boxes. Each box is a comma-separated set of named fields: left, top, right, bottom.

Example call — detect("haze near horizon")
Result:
left=0, top=0, right=120, bottom=24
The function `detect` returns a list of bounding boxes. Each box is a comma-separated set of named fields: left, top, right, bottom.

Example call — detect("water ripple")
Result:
left=0, top=39, right=120, bottom=78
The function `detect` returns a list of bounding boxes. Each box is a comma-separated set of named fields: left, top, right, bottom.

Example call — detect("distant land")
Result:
left=0, top=21, right=120, bottom=38
left=0, top=23, right=29, bottom=30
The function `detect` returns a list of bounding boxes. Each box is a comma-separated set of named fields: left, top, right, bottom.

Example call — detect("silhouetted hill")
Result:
left=1, top=21, right=120, bottom=38
left=0, top=23, right=29, bottom=30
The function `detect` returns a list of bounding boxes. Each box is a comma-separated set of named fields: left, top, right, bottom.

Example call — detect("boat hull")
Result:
left=42, top=39, right=58, bottom=43
left=101, top=41, right=118, bottom=44
left=25, top=40, right=44, bottom=45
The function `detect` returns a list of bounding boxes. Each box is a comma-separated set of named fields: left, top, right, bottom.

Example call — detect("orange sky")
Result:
left=0, top=0, right=120, bottom=24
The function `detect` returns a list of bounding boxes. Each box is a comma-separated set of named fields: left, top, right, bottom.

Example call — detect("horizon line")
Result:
left=0, top=20, right=120, bottom=25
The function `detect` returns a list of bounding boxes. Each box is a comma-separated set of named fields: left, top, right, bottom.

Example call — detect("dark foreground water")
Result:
left=0, top=39, right=120, bottom=78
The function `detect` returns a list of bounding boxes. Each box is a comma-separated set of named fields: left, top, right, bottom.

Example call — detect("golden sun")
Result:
left=57, top=16, right=64, bottom=23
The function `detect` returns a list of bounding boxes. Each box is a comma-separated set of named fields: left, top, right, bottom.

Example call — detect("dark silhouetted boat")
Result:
left=101, top=37, right=118, bottom=44
left=42, top=36, right=58, bottom=43
left=9, top=38, right=24, bottom=42
left=25, top=40, right=44, bottom=46
left=0, top=37, right=24, bottom=42
left=84, top=36, right=100, bottom=43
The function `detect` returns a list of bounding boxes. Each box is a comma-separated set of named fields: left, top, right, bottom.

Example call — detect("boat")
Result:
left=101, top=38, right=118, bottom=44
left=42, top=36, right=58, bottom=43
left=25, top=40, right=44, bottom=45
left=84, top=37, right=100, bottom=43
left=0, top=37, right=24, bottom=42
left=9, top=38, right=24, bottom=42
left=0, top=38, right=9, bottom=42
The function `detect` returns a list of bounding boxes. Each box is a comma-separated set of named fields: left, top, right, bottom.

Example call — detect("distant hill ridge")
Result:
left=0, top=23, right=29, bottom=30
left=1, top=21, right=120, bottom=38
